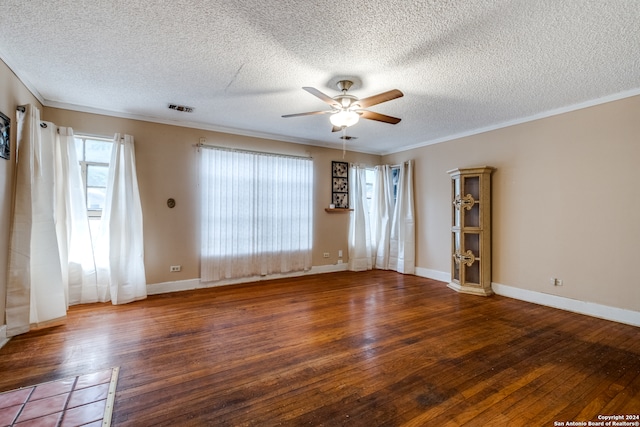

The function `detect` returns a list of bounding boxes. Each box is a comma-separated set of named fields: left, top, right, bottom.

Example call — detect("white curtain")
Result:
left=96, top=134, right=146, bottom=304
left=369, top=161, right=416, bottom=274
left=54, top=126, right=99, bottom=305
left=371, top=165, right=394, bottom=270
left=6, top=106, right=67, bottom=336
left=348, top=164, right=372, bottom=271
left=6, top=107, right=146, bottom=337
left=388, top=160, right=415, bottom=274
left=200, top=147, right=313, bottom=282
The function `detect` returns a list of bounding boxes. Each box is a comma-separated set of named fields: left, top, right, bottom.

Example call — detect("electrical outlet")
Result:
left=170, top=265, right=181, bottom=272
left=556, top=279, right=563, bottom=286
left=338, top=250, right=343, bottom=258
left=323, top=252, right=330, bottom=258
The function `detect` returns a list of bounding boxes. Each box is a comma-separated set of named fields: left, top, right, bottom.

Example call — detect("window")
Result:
left=364, top=166, right=399, bottom=215
left=200, top=147, right=313, bottom=281
left=391, top=166, right=400, bottom=202
left=365, top=168, right=375, bottom=214
left=74, top=136, right=113, bottom=235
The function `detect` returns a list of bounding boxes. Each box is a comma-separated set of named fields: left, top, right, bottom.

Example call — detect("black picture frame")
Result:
left=331, top=161, right=349, bottom=208
left=0, top=111, right=9, bottom=160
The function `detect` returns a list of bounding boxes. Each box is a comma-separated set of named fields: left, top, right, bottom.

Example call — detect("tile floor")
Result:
left=0, top=367, right=118, bottom=427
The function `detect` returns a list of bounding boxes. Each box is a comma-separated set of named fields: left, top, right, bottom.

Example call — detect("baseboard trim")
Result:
left=492, top=282, right=640, bottom=327
left=0, top=325, right=9, bottom=350
left=147, top=278, right=201, bottom=295
left=147, top=267, right=639, bottom=328
left=146, top=263, right=349, bottom=295
left=415, top=267, right=451, bottom=283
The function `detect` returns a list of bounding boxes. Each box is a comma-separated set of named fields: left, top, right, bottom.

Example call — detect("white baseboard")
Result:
left=492, top=282, right=640, bottom=327
left=147, top=278, right=201, bottom=295
left=310, top=263, right=350, bottom=274
left=415, top=267, right=451, bottom=283
left=146, top=263, right=349, bottom=295
left=146, top=266, right=640, bottom=328
left=0, top=325, right=8, bottom=350
left=414, top=268, right=639, bottom=327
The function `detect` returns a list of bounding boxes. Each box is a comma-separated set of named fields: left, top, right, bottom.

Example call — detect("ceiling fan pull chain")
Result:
left=342, top=128, right=347, bottom=158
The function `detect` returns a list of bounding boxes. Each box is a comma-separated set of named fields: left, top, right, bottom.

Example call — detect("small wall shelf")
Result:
left=324, top=208, right=353, bottom=213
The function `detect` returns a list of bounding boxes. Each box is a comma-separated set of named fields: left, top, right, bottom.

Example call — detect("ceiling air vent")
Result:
left=168, top=104, right=194, bottom=113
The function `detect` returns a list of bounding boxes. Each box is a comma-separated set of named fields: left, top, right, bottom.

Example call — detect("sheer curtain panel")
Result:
left=371, top=165, right=393, bottom=270
left=54, top=127, right=99, bottom=305
left=200, top=147, right=313, bottom=282
left=97, top=134, right=147, bottom=304
left=370, top=161, right=416, bottom=274
left=348, top=164, right=373, bottom=271
left=6, top=106, right=67, bottom=336
left=389, top=160, right=416, bottom=274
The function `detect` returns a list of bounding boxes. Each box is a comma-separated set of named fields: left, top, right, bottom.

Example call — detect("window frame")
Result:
left=364, top=166, right=400, bottom=214
left=74, top=135, right=112, bottom=219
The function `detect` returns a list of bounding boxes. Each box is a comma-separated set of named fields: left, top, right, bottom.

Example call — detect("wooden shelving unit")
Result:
left=447, top=166, right=494, bottom=296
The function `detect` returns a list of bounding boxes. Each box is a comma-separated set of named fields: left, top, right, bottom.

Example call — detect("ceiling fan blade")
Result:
left=359, top=110, right=402, bottom=124
left=282, top=110, right=332, bottom=118
left=303, top=87, right=340, bottom=107
left=357, top=89, right=403, bottom=108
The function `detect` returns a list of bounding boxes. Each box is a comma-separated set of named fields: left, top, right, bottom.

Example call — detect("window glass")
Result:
left=74, top=136, right=112, bottom=217
left=87, top=164, right=109, bottom=187
left=85, top=139, right=112, bottom=163
left=391, top=167, right=400, bottom=202
left=365, top=168, right=375, bottom=214
left=200, top=148, right=313, bottom=260
left=87, top=187, right=106, bottom=211
left=74, top=138, right=83, bottom=160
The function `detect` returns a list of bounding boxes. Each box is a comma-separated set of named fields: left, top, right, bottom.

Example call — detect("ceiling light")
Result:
left=330, top=110, right=360, bottom=128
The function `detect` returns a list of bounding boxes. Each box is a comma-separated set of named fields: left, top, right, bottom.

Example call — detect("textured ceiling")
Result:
left=1, top=0, right=639, bottom=154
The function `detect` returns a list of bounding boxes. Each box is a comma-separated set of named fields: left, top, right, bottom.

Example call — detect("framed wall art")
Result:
left=0, top=110, right=9, bottom=160
left=331, top=161, right=349, bottom=208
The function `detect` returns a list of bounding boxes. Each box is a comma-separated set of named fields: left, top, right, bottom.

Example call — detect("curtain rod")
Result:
left=195, top=143, right=312, bottom=160
left=17, top=106, right=50, bottom=129
left=389, top=161, right=411, bottom=168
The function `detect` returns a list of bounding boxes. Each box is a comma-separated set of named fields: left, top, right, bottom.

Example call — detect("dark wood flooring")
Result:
left=1, top=271, right=639, bottom=426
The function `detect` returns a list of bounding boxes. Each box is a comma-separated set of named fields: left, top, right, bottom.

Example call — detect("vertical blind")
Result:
left=200, top=147, right=313, bottom=282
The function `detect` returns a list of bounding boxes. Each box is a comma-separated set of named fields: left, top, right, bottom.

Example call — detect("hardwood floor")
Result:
left=1, top=271, right=638, bottom=426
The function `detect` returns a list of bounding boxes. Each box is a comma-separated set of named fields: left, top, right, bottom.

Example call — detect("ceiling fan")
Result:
left=282, top=80, right=403, bottom=132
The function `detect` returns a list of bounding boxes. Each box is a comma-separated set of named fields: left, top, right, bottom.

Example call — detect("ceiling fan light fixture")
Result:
left=330, top=110, right=360, bottom=128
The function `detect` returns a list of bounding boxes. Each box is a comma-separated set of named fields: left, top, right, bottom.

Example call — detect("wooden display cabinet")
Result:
left=447, top=166, right=494, bottom=296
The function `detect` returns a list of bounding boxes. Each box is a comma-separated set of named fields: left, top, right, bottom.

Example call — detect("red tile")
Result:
left=16, top=393, right=68, bottom=423
left=30, top=379, right=74, bottom=401
left=0, top=388, right=32, bottom=409
left=75, top=369, right=112, bottom=390
left=14, top=411, right=61, bottom=427
left=0, top=404, right=23, bottom=426
left=59, top=400, right=106, bottom=427
left=67, top=383, right=109, bottom=409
